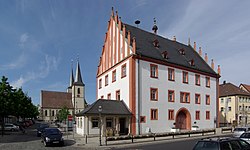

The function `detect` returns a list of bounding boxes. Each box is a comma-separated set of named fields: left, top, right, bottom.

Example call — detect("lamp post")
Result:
left=98, top=105, right=102, bottom=146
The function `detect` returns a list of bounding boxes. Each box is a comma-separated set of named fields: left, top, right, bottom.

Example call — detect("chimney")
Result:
left=153, top=39, right=159, bottom=48
left=223, top=80, right=226, bottom=84
left=217, top=65, right=221, bottom=75
left=193, top=42, right=196, bottom=51
left=152, top=18, right=158, bottom=34
left=211, top=59, right=214, bottom=69
left=173, top=36, right=176, bottom=42
left=132, top=37, right=136, bottom=53
left=204, top=53, right=208, bottom=63
left=199, top=47, right=202, bottom=56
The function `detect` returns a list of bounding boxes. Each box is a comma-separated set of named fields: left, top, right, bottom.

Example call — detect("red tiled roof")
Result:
left=219, top=83, right=250, bottom=97
left=41, top=90, right=73, bottom=109
left=241, top=84, right=250, bottom=93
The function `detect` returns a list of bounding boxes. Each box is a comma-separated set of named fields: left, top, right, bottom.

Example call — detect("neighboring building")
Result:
left=219, top=82, right=250, bottom=126
left=240, top=84, right=250, bottom=93
left=40, top=61, right=87, bottom=122
left=77, top=8, right=220, bottom=136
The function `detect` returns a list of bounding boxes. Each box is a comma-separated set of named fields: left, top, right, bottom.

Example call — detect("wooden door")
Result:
left=176, top=111, right=187, bottom=129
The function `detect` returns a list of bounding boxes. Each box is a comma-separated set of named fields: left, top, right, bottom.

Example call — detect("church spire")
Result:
left=74, top=57, right=84, bottom=86
left=69, top=59, right=74, bottom=87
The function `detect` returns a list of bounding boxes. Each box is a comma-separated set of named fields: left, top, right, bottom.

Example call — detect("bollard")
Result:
left=153, top=133, right=156, bottom=141
left=132, top=135, right=134, bottom=143
left=105, top=136, right=107, bottom=146
left=85, top=135, right=87, bottom=144
left=172, top=134, right=174, bottom=139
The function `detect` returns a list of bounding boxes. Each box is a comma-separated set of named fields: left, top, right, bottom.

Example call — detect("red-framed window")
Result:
left=99, top=78, right=102, bottom=89
left=195, top=94, right=201, bottom=104
left=105, top=75, right=108, bottom=86
left=195, top=74, right=200, bottom=86
left=168, top=68, right=175, bottom=81
left=107, top=93, right=111, bottom=99
left=168, top=90, right=175, bottom=102
left=206, top=95, right=210, bottom=105
left=180, top=92, right=190, bottom=103
left=112, top=70, right=116, bottom=82
left=195, top=111, right=200, bottom=120
left=150, top=109, right=158, bottom=120
left=168, top=109, right=174, bottom=120
left=150, top=88, right=158, bottom=101
left=182, top=71, right=188, bottom=84
left=140, top=116, right=146, bottom=123
left=121, top=64, right=126, bottom=78
left=150, top=64, right=158, bottom=78
left=206, top=111, right=210, bottom=120
left=206, top=77, right=210, bottom=88
left=116, top=90, right=120, bottom=100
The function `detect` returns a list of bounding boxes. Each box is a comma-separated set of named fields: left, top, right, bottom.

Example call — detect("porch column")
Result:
left=115, top=117, right=119, bottom=135
left=128, top=116, right=131, bottom=134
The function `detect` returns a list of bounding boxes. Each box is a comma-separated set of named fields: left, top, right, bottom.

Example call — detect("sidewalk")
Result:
left=64, top=131, right=233, bottom=149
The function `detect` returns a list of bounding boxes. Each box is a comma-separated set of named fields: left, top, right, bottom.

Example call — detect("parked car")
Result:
left=41, top=128, right=64, bottom=147
left=37, top=123, right=49, bottom=137
left=240, top=132, right=250, bottom=144
left=233, top=127, right=250, bottom=137
left=193, top=137, right=250, bottom=150
left=2, top=123, right=19, bottom=132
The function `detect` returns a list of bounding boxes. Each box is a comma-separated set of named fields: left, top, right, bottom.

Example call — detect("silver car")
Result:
left=240, top=132, right=250, bottom=144
left=233, top=127, right=250, bottom=137
left=4, top=123, right=19, bottom=131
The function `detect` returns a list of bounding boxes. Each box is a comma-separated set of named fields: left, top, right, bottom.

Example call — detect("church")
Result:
left=39, top=60, right=87, bottom=122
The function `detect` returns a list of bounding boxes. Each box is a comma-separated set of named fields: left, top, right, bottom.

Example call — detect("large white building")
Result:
left=95, top=8, right=221, bottom=135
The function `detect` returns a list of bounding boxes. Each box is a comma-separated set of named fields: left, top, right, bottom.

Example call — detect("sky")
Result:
left=1, top=0, right=250, bottom=105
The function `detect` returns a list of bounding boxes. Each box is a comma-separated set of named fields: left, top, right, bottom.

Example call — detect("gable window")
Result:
left=116, top=90, right=120, bottom=100
left=195, top=94, right=201, bottom=104
left=168, top=109, right=174, bottom=120
left=182, top=71, right=188, bottom=83
left=168, top=68, right=175, bottom=81
left=195, top=74, right=200, bottom=86
left=195, top=111, right=200, bottom=120
left=105, top=75, right=108, bottom=86
left=150, top=88, right=158, bottom=101
left=168, top=90, right=175, bottom=102
left=140, top=116, right=146, bottom=123
left=206, top=95, right=210, bottom=105
left=112, top=70, right=116, bottom=82
left=92, top=118, right=99, bottom=128
left=99, top=79, right=102, bottom=89
left=150, top=64, right=158, bottom=78
left=206, top=77, right=210, bottom=87
left=107, top=93, right=111, bottom=99
left=206, top=111, right=210, bottom=120
left=150, top=109, right=158, bottom=120
left=180, top=92, right=190, bottom=103
left=121, top=64, right=126, bottom=78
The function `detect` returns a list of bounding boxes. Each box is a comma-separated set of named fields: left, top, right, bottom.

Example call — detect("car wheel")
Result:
left=60, top=141, right=64, bottom=146
left=11, top=129, right=14, bottom=132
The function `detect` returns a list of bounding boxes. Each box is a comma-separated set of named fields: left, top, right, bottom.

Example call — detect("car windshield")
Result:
left=193, top=141, right=219, bottom=150
left=240, top=133, right=250, bottom=138
left=45, top=129, right=60, bottom=135
left=234, top=128, right=247, bottom=132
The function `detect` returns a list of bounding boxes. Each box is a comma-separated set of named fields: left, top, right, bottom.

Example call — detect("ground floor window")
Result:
left=92, top=118, right=99, bottom=128
left=106, top=118, right=113, bottom=128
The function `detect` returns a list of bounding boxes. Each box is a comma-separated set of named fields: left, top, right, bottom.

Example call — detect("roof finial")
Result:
left=188, top=37, right=190, bottom=45
left=152, top=17, right=158, bottom=34
left=69, top=59, right=74, bottom=88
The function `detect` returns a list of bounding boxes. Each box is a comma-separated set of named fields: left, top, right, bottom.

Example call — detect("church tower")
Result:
left=72, top=59, right=86, bottom=115
left=67, top=61, right=74, bottom=93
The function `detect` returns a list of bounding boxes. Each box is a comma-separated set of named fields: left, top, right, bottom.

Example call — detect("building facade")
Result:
left=96, top=8, right=220, bottom=135
left=40, top=61, right=86, bottom=122
left=219, top=82, right=250, bottom=126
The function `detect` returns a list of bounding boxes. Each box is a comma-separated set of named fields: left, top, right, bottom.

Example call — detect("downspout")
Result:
left=137, top=58, right=141, bottom=135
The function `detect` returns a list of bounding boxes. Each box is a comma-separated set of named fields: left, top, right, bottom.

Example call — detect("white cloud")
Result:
left=11, top=54, right=61, bottom=88
left=19, top=33, right=29, bottom=47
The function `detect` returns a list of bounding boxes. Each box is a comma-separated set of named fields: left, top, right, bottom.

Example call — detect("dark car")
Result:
left=193, top=137, right=250, bottom=150
left=41, top=128, right=64, bottom=147
left=37, top=123, right=49, bottom=137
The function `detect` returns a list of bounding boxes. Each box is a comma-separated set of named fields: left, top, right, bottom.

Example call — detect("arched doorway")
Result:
left=175, top=108, right=191, bottom=130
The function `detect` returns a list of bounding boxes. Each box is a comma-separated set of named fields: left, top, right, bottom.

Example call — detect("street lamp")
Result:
left=98, top=105, right=102, bottom=146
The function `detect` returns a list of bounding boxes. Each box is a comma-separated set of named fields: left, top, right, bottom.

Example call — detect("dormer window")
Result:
left=162, top=51, right=168, bottom=59
left=189, top=59, right=195, bottom=66
left=153, top=39, right=159, bottom=48
left=179, top=48, right=185, bottom=55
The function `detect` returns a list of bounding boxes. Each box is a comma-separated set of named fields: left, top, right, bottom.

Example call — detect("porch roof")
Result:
left=76, top=99, right=132, bottom=116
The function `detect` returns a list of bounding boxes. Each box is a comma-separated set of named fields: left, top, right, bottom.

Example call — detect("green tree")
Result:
left=57, top=106, right=70, bottom=122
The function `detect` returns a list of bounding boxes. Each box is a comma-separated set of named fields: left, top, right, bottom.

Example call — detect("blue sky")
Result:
left=1, top=0, right=250, bottom=105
